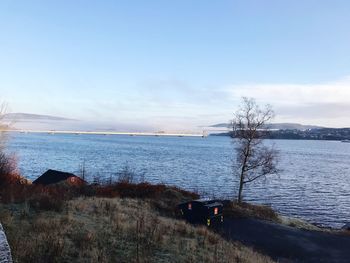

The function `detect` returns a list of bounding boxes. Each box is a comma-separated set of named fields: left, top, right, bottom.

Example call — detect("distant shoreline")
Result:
left=4, top=129, right=350, bottom=141
left=211, top=128, right=350, bottom=141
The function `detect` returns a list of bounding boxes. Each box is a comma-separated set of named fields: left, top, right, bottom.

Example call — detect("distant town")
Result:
left=213, top=128, right=350, bottom=141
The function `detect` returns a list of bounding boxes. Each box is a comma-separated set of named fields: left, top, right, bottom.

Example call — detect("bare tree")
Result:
left=0, top=102, right=19, bottom=187
left=231, top=97, right=278, bottom=203
left=0, top=102, right=9, bottom=149
left=79, top=159, right=86, bottom=181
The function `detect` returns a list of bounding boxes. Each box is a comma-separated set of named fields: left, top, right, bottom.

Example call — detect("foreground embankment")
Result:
left=0, top=182, right=274, bottom=263
left=2, top=175, right=350, bottom=263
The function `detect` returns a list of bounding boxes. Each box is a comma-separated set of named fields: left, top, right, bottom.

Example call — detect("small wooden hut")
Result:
left=178, top=199, right=223, bottom=227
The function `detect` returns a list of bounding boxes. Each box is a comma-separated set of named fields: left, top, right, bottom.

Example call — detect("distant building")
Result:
left=33, top=169, right=85, bottom=186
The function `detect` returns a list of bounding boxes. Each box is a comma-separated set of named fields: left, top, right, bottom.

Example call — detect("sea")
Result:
left=5, top=132, right=350, bottom=228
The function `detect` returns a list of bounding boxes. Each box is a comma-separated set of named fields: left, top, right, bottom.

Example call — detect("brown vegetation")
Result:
left=223, top=201, right=279, bottom=222
left=0, top=152, right=21, bottom=187
left=94, top=182, right=199, bottom=217
left=0, top=173, right=198, bottom=215
left=0, top=197, right=274, bottom=263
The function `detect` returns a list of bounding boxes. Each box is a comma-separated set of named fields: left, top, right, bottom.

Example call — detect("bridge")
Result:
left=2, top=129, right=207, bottom=137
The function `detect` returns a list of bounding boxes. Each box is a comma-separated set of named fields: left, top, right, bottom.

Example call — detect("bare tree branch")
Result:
left=231, top=97, right=279, bottom=203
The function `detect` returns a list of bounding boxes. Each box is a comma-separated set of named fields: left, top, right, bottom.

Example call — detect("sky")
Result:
left=1, top=0, right=350, bottom=131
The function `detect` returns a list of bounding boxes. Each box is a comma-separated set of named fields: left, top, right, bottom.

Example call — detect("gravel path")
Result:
left=0, top=224, right=12, bottom=263
left=217, top=218, right=350, bottom=263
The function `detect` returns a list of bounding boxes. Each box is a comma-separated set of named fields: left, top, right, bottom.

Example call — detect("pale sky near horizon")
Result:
left=1, top=0, right=350, bottom=131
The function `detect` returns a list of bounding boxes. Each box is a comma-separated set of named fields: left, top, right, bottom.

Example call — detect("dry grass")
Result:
left=278, top=215, right=324, bottom=231
left=223, top=201, right=279, bottom=222
left=0, top=197, right=274, bottom=263
left=94, top=182, right=199, bottom=217
left=225, top=201, right=329, bottom=232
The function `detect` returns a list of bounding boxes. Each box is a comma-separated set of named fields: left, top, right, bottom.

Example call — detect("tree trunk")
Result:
left=237, top=142, right=250, bottom=204
left=237, top=169, right=244, bottom=204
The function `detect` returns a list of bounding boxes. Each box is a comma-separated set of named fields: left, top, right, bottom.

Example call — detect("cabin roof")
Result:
left=203, top=202, right=223, bottom=208
left=179, top=199, right=223, bottom=207
left=33, top=169, right=81, bottom=185
left=193, top=199, right=222, bottom=206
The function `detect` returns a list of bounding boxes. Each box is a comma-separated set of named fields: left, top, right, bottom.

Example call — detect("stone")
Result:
left=0, top=224, right=12, bottom=263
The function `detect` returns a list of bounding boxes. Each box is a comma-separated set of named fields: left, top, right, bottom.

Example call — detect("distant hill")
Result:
left=2, top=113, right=80, bottom=131
left=2, top=113, right=153, bottom=132
left=210, top=123, right=325, bottom=130
left=3, top=113, right=75, bottom=121
left=211, top=125, right=350, bottom=141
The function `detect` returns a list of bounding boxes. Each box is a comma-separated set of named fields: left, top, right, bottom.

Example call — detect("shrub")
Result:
left=0, top=152, right=20, bottom=187
left=29, top=194, right=65, bottom=212
left=116, top=164, right=145, bottom=184
left=93, top=182, right=199, bottom=218
left=223, top=201, right=279, bottom=222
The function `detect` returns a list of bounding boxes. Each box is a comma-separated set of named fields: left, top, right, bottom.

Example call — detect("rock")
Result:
left=0, top=224, right=12, bottom=263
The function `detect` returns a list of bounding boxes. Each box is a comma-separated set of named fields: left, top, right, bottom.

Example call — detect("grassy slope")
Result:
left=223, top=201, right=327, bottom=232
left=0, top=196, right=274, bottom=263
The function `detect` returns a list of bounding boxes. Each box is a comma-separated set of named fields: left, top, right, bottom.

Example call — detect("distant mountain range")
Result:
left=2, top=113, right=81, bottom=131
left=3, top=113, right=75, bottom=122
left=3, top=113, right=153, bottom=132
left=210, top=123, right=325, bottom=130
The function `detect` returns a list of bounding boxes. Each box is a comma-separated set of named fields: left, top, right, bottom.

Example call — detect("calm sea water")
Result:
left=5, top=132, right=350, bottom=228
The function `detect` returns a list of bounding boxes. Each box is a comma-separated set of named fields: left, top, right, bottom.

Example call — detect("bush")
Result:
left=0, top=151, right=20, bottom=187
left=116, top=164, right=145, bottom=184
left=95, top=182, right=198, bottom=200
left=29, top=194, right=65, bottom=212
left=223, top=201, right=279, bottom=222
left=93, top=182, right=199, bottom=217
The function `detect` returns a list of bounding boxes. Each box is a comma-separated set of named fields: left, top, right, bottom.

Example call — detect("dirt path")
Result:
left=216, top=218, right=350, bottom=263
left=0, top=224, right=12, bottom=263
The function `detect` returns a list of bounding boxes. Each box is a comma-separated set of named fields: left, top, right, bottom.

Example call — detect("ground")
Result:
left=0, top=194, right=274, bottom=263
left=2, top=180, right=350, bottom=263
left=217, top=218, right=350, bottom=263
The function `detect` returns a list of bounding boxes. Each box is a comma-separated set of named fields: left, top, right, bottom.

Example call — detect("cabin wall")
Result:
left=67, top=177, right=86, bottom=186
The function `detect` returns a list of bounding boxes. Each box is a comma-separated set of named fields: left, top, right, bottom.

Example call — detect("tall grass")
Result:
left=0, top=197, right=274, bottom=263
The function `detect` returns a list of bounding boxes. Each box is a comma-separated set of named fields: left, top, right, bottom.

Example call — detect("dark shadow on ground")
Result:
left=215, top=218, right=350, bottom=263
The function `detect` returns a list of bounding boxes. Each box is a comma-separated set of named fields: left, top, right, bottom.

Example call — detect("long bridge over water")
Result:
left=3, top=129, right=208, bottom=137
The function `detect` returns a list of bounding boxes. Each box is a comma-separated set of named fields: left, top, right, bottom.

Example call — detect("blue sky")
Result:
left=1, top=0, right=350, bottom=131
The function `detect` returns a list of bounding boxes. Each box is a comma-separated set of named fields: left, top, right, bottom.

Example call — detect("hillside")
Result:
left=3, top=113, right=75, bottom=121
left=3, top=112, right=153, bottom=132
left=210, top=123, right=325, bottom=130
left=213, top=128, right=350, bottom=141
left=0, top=191, right=274, bottom=263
